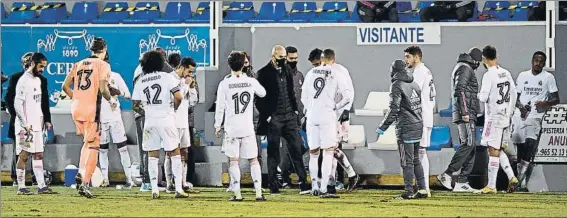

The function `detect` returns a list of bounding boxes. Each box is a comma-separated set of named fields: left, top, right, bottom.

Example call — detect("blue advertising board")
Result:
left=1, top=25, right=210, bottom=109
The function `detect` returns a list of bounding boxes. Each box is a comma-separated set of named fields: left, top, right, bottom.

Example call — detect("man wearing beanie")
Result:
left=437, top=47, right=482, bottom=192
left=376, top=60, right=426, bottom=200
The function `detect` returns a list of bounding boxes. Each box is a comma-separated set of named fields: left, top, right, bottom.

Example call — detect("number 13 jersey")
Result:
left=132, top=71, right=180, bottom=125
left=478, top=65, right=517, bottom=127
left=69, top=57, right=110, bottom=122
left=214, top=73, right=266, bottom=138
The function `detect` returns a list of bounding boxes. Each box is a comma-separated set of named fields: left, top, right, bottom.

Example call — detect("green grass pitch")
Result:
left=2, top=186, right=567, bottom=217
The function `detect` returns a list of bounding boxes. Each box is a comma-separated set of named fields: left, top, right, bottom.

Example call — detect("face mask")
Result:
left=288, top=61, right=297, bottom=69
left=276, top=58, right=286, bottom=67
left=243, top=66, right=250, bottom=73
left=471, top=61, right=480, bottom=70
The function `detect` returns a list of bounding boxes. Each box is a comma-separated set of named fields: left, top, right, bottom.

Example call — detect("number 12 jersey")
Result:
left=214, top=74, right=266, bottom=138
left=132, top=71, right=180, bottom=125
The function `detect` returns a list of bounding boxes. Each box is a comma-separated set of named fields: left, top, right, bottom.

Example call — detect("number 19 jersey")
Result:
left=132, top=71, right=180, bottom=126
left=69, top=57, right=110, bottom=122
left=478, top=65, right=516, bottom=127
left=214, top=74, right=266, bottom=138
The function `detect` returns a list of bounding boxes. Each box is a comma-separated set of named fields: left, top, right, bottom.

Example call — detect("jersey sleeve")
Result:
left=252, top=78, right=266, bottom=98
left=342, top=67, right=355, bottom=111
left=478, top=73, right=492, bottom=103
left=14, top=78, right=27, bottom=101
left=515, top=72, right=524, bottom=94
left=507, top=72, right=518, bottom=117
left=169, top=74, right=181, bottom=94
left=335, top=72, right=353, bottom=111
left=213, top=80, right=226, bottom=129
left=300, top=70, right=313, bottom=114
left=99, top=62, right=111, bottom=82
left=131, top=82, right=142, bottom=101
left=413, top=70, right=425, bottom=90
left=547, top=74, right=559, bottom=93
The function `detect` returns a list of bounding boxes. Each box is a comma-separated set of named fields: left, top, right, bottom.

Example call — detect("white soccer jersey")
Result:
left=302, top=64, right=352, bottom=125
left=101, top=72, right=130, bottom=123
left=334, top=63, right=355, bottom=112
left=214, top=73, right=266, bottom=138
left=132, top=71, right=180, bottom=125
left=172, top=72, right=198, bottom=129
left=478, top=66, right=517, bottom=127
left=14, top=72, right=43, bottom=132
left=516, top=70, right=558, bottom=119
left=412, top=63, right=436, bottom=128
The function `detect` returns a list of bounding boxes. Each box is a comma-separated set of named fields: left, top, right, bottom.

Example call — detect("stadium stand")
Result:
left=279, top=2, right=317, bottom=23
left=355, top=92, right=389, bottom=117
left=186, top=1, right=210, bottom=23
left=122, top=2, right=160, bottom=24
left=341, top=125, right=366, bottom=150
left=60, top=1, right=98, bottom=24
left=154, top=2, right=191, bottom=24
left=3, top=2, right=37, bottom=24
left=1, top=2, right=6, bottom=20
left=428, top=125, right=452, bottom=151
left=311, top=1, right=349, bottom=23
left=30, top=2, right=67, bottom=24
left=224, top=1, right=255, bottom=23
left=439, top=102, right=453, bottom=118
left=368, top=125, right=398, bottom=150
left=249, top=2, right=287, bottom=23
left=92, top=2, right=130, bottom=24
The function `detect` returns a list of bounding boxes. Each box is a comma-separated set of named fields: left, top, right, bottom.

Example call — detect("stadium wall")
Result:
left=553, top=23, right=567, bottom=104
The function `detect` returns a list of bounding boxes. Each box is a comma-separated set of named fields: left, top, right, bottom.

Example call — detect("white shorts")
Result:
left=510, top=115, right=527, bottom=144
left=481, top=120, right=507, bottom=149
left=142, top=125, right=179, bottom=152
left=420, top=127, right=432, bottom=148
left=178, top=128, right=191, bottom=148
left=307, top=124, right=337, bottom=150
left=524, top=118, right=542, bottom=140
left=221, top=135, right=258, bottom=159
left=16, top=131, right=44, bottom=154
left=100, top=120, right=128, bottom=145
left=336, top=121, right=349, bottom=142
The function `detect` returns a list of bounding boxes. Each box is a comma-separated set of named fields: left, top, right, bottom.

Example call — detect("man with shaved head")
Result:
left=256, top=45, right=309, bottom=195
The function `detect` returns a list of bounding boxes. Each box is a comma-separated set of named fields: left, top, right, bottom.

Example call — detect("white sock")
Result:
left=250, top=160, right=262, bottom=197
left=229, top=160, right=242, bottom=199
left=336, top=150, right=356, bottom=178
left=519, top=160, right=529, bottom=187
left=488, top=156, right=500, bottom=189
left=164, top=157, right=172, bottom=187
left=182, top=162, right=188, bottom=187
left=320, top=150, right=334, bottom=193
left=118, top=147, right=132, bottom=183
left=17, top=168, right=26, bottom=189
left=419, top=148, right=430, bottom=190
left=99, top=149, right=109, bottom=181
left=148, top=157, right=159, bottom=191
left=329, top=157, right=338, bottom=186
left=309, top=153, right=320, bottom=190
left=32, top=159, right=46, bottom=188
left=499, top=152, right=515, bottom=180
left=171, top=155, right=183, bottom=193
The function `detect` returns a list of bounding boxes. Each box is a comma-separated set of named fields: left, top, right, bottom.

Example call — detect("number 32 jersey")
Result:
left=69, top=57, right=110, bottom=122
left=302, top=64, right=352, bottom=125
left=132, top=71, right=180, bottom=125
left=214, top=74, right=266, bottom=138
left=478, top=65, right=517, bottom=127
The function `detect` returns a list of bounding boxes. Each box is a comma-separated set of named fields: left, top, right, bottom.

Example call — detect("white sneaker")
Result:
left=437, top=173, right=453, bottom=190
left=226, top=184, right=233, bottom=192
left=453, top=183, right=477, bottom=193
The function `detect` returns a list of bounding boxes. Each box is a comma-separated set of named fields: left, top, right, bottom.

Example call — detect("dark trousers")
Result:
left=445, top=122, right=477, bottom=183
left=399, top=141, right=425, bottom=194
left=420, top=6, right=473, bottom=22
left=187, top=126, right=196, bottom=184
left=267, top=114, right=307, bottom=188
left=135, top=116, right=150, bottom=183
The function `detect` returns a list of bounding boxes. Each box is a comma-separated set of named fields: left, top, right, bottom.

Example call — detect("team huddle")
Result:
left=10, top=36, right=559, bottom=201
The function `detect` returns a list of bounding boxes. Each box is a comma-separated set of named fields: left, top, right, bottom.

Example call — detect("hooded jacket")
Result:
left=379, top=66, right=423, bottom=142
left=451, top=52, right=480, bottom=124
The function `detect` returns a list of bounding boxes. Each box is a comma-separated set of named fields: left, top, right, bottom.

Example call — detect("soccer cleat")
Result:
left=474, top=186, right=497, bottom=194
left=166, top=184, right=176, bottom=194
left=229, top=196, right=244, bottom=201
left=299, top=182, right=310, bottom=195
left=152, top=191, right=160, bottom=199
left=426, top=189, right=431, bottom=198
left=281, top=182, right=292, bottom=189
left=75, top=174, right=83, bottom=191
left=327, top=185, right=337, bottom=195
left=311, top=189, right=321, bottom=196
left=101, top=179, right=110, bottom=187
left=17, top=188, right=34, bottom=195
left=347, top=175, right=360, bottom=192
left=256, top=195, right=267, bottom=201
left=12, top=181, right=18, bottom=187
left=320, top=192, right=340, bottom=198
left=175, top=191, right=189, bottom=198
left=507, top=177, right=519, bottom=193
left=393, top=193, right=413, bottom=200
left=437, top=173, right=453, bottom=190
left=139, top=183, right=152, bottom=192
left=413, top=190, right=429, bottom=199
left=226, top=185, right=233, bottom=192
left=37, top=187, right=58, bottom=194
left=453, top=183, right=477, bottom=193
left=124, top=182, right=136, bottom=189
left=78, top=184, right=95, bottom=198
left=183, top=186, right=201, bottom=194
left=335, top=182, right=345, bottom=190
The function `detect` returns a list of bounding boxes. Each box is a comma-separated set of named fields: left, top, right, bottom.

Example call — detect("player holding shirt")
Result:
left=514, top=51, right=559, bottom=191
left=14, top=52, right=57, bottom=195
left=98, top=52, right=134, bottom=188
left=475, top=45, right=517, bottom=194
left=302, top=49, right=352, bottom=198
left=215, top=51, right=267, bottom=201
left=132, top=51, right=186, bottom=199
left=62, top=37, right=115, bottom=198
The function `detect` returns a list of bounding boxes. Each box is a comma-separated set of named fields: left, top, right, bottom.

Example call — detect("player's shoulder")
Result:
left=541, top=70, right=556, bottom=79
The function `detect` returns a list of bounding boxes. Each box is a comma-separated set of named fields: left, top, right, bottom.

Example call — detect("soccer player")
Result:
left=377, top=60, right=427, bottom=200
left=165, top=57, right=198, bottom=193
left=302, top=49, right=352, bottom=198
left=98, top=52, right=134, bottom=188
left=214, top=51, right=267, bottom=201
left=404, top=46, right=435, bottom=196
left=132, top=50, right=186, bottom=199
left=514, top=51, right=559, bottom=191
left=62, top=37, right=114, bottom=198
left=14, top=52, right=57, bottom=195
left=475, top=45, right=517, bottom=194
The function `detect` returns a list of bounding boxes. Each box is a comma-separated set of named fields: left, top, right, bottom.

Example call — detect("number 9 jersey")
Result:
left=478, top=66, right=517, bottom=128
left=214, top=73, right=266, bottom=138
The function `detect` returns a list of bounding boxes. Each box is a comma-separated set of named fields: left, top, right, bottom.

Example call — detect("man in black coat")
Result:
left=255, top=45, right=309, bottom=195
left=437, top=48, right=482, bottom=192
left=420, top=1, right=476, bottom=22
left=6, top=52, right=52, bottom=186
